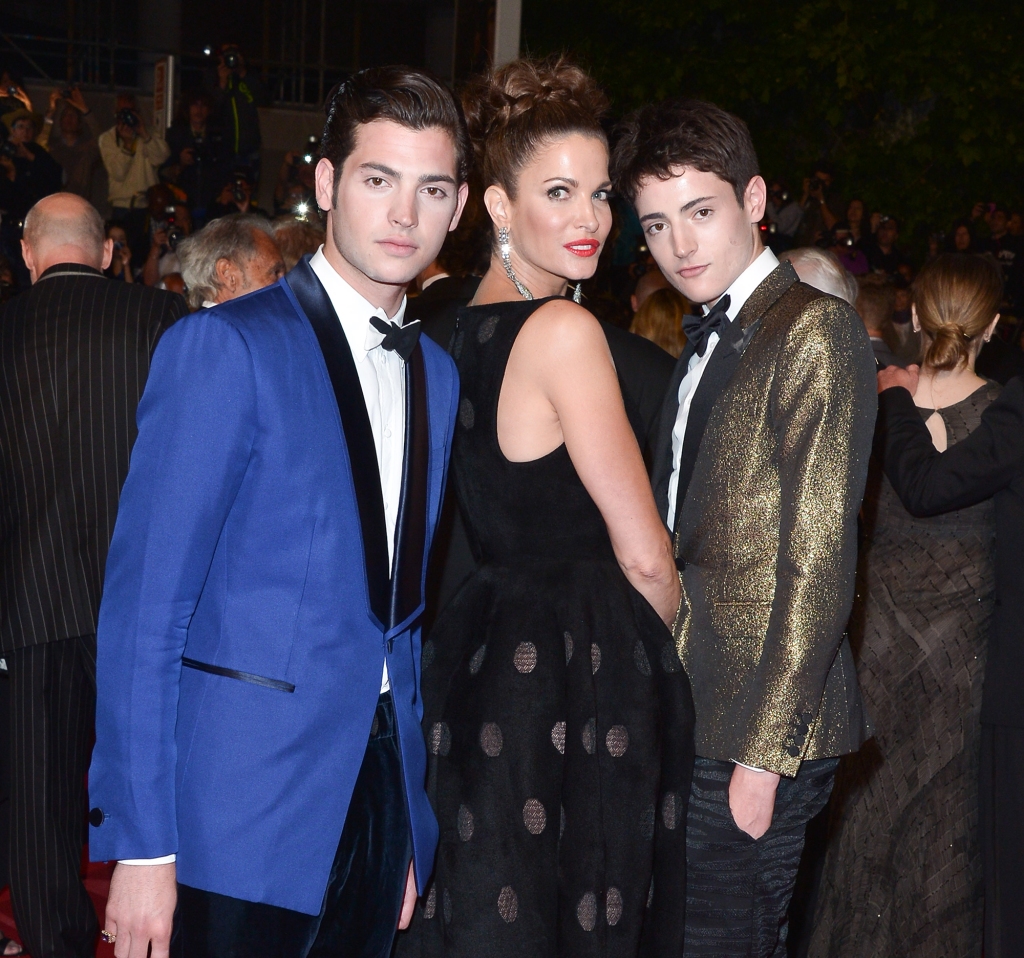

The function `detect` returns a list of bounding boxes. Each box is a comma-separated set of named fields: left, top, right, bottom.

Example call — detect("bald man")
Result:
left=0, top=194, right=187, bottom=958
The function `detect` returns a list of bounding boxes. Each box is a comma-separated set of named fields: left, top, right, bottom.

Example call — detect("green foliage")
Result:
left=522, top=0, right=1024, bottom=240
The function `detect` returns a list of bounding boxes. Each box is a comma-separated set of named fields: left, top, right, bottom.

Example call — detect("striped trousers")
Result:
left=684, top=756, right=838, bottom=957
left=6, top=635, right=98, bottom=958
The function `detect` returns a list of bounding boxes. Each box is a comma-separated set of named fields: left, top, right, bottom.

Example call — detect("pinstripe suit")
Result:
left=0, top=263, right=186, bottom=958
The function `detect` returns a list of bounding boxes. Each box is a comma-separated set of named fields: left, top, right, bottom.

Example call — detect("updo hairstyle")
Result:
left=913, top=253, right=1002, bottom=371
left=461, top=56, right=609, bottom=199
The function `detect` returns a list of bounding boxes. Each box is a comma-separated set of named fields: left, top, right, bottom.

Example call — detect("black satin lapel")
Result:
left=285, top=259, right=390, bottom=626
left=390, top=345, right=429, bottom=631
left=671, top=332, right=743, bottom=535
left=652, top=344, right=696, bottom=526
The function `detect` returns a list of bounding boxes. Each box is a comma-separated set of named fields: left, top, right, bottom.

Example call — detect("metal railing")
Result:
left=1, top=29, right=348, bottom=107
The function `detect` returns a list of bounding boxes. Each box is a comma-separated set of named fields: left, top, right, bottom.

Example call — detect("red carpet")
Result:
left=0, top=858, right=116, bottom=958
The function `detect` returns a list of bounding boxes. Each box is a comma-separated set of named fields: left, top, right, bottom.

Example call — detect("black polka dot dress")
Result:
left=399, top=298, right=695, bottom=958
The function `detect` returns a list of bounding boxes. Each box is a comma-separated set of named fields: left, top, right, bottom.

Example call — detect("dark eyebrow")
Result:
left=544, top=177, right=579, bottom=188
left=639, top=194, right=718, bottom=223
left=360, top=162, right=401, bottom=178
left=419, top=172, right=457, bottom=185
left=681, top=195, right=717, bottom=211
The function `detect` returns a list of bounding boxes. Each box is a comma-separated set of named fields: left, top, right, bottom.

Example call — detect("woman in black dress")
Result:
left=809, top=254, right=1003, bottom=957
left=398, top=58, right=694, bottom=957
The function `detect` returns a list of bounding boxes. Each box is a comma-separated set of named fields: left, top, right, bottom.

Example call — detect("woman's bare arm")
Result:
left=499, top=299, right=680, bottom=623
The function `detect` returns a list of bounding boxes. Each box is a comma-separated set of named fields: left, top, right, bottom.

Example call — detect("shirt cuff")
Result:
left=118, top=854, right=176, bottom=865
left=733, top=761, right=766, bottom=772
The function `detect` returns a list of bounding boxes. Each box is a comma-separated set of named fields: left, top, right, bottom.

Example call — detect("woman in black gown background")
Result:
left=396, top=57, right=695, bottom=957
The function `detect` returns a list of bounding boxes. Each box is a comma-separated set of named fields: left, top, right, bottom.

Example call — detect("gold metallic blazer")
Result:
left=671, top=263, right=876, bottom=776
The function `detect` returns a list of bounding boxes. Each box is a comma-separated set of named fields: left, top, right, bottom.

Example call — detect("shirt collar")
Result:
left=703, top=247, right=779, bottom=321
left=420, top=271, right=450, bottom=291
left=309, top=246, right=408, bottom=359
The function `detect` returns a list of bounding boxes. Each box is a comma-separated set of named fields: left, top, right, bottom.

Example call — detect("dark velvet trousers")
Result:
left=980, top=724, right=1024, bottom=958
left=171, top=692, right=413, bottom=958
left=684, top=757, right=838, bottom=958
left=5, top=635, right=98, bottom=958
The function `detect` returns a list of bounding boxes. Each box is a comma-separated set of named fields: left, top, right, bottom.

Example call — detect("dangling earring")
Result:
left=572, top=283, right=583, bottom=304
left=498, top=227, right=533, bottom=301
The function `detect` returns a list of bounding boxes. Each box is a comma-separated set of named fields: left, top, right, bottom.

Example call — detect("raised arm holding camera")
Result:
left=98, top=96, right=170, bottom=229
left=205, top=44, right=265, bottom=180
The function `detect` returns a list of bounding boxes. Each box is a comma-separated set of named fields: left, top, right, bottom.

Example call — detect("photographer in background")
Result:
left=164, top=90, right=225, bottom=225
left=863, top=215, right=911, bottom=278
left=141, top=187, right=191, bottom=287
left=797, top=165, right=843, bottom=246
left=98, top=95, right=169, bottom=254
left=764, top=178, right=802, bottom=252
left=205, top=44, right=265, bottom=181
left=273, top=140, right=317, bottom=217
left=40, top=86, right=107, bottom=214
left=0, top=109, right=63, bottom=287
left=0, top=69, right=32, bottom=116
left=103, top=222, right=134, bottom=283
left=206, top=166, right=268, bottom=221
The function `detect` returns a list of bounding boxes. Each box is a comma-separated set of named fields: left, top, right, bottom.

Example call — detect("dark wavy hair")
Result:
left=611, top=98, right=760, bottom=207
left=461, top=55, right=609, bottom=199
left=320, top=65, right=471, bottom=190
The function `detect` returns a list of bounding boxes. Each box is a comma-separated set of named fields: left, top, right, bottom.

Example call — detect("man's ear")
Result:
left=448, top=181, right=470, bottom=233
left=101, top=237, right=114, bottom=271
left=745, top=175, right=768, bottom=224
left=214, top=256, right=241, bottom=301
left=483, top=184, right=512, bottom=230
left=314, top=157, right=336, bottom=212
left=911, top=304, right=921, bottom=333
left=20, top=238, right=38, bottom=285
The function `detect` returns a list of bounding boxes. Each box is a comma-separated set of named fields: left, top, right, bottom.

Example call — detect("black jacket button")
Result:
left=88, top=807, right=104, bottom=828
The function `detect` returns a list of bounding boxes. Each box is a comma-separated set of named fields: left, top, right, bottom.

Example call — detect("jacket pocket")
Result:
left=181, top=658, right=295, bottom=693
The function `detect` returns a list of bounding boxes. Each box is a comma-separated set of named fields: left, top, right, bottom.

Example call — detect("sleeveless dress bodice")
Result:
left=398, top=298, right=695, bottom=958
left=449, top=298, right=615, bottom=565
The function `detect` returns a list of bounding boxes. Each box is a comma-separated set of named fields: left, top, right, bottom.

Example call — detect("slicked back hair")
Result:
left=611, top=98, right=760, bottom=207
left=320, top=65, right=471, bottom=191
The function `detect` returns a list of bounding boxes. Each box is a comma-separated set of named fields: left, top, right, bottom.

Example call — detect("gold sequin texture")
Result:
left=672, top=271, right=876, bottom=777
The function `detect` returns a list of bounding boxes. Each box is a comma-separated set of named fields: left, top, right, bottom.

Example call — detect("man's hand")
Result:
left=104, top=862, right=177, bottom=958
left=729, top=765, right=780, bottom=840
left=397, top=861, right=417, bottom=930
left=878, top=363, right=919, bottom=395
left=67, top=88, right=89, bottom=113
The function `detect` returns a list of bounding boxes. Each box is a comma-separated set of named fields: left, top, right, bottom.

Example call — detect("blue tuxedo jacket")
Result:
left=88, top=257, right=458, bottom=915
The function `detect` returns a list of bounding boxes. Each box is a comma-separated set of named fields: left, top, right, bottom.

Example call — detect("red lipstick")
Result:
left=564, top=240, right=600, bottom=258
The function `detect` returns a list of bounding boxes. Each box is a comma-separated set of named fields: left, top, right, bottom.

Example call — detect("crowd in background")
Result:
left=5, top=59, right=1024, bottom=390
left=0, top=51, right=1021, bottom=958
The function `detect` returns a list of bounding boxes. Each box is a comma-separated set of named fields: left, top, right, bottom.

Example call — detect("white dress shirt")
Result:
left=120, top=248, right=409, bottom=867
left=665, top=248, right=780, bottom=528
left=310, top=246, right=407, bottom=696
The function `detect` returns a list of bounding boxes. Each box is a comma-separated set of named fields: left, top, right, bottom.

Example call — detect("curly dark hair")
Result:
left=611, top=98, right=760, bottom=207
left=461, top=55, right=609, bottom=199
left=319, top=65, right=471, bottom=191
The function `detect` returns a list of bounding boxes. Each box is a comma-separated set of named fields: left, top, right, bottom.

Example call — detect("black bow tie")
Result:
left=683, top=294, right=732, bottom=357
left=369, top=316, right=421, bottom=361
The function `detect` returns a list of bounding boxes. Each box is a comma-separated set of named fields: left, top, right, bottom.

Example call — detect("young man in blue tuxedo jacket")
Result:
left=87, top=67, right=469, bottom=958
